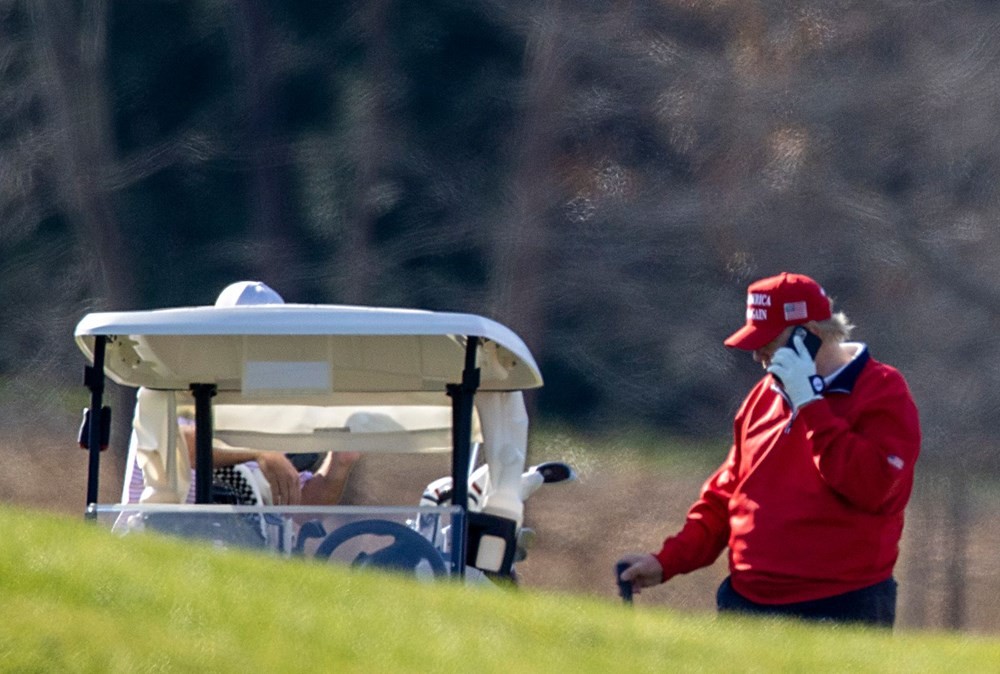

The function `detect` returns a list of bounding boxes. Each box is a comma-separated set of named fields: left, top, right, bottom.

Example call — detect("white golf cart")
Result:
left=75, top=302, right=570, bottom=580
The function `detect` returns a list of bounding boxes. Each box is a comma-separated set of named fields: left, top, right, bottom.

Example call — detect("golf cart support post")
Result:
left=76, top=303, right=542, bottom=578
left=82, top=335, right=107, bottom=511
left=447, top=336, right=479, bottom=572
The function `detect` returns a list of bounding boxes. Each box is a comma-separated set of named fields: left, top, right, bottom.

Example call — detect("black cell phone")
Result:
left=787, top=326, right=822, bottom=359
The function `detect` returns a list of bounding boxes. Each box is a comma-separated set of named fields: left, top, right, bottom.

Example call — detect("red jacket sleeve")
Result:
left=797, top=364, right=920, bottom=515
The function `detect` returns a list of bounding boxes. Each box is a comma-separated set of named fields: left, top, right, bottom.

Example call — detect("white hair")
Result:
left=813, top=303, right=855, bottom=343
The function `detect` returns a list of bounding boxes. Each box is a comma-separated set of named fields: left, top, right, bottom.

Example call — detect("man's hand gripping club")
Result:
left=616, top=554, right=664, bottom=598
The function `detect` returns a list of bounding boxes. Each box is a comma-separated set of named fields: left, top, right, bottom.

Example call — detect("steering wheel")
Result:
left=313, top=519, right=449, bottom=577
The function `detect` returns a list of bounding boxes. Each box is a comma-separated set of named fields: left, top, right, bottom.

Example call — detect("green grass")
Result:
left=1, top=506, right=998, bottom=673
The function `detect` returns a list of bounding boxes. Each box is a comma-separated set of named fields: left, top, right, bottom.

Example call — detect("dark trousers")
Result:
left=716, top=576, right=897, bottom=628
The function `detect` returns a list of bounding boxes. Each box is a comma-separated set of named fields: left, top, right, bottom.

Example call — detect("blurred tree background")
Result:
left=3, top=0, right=1000, bottom=632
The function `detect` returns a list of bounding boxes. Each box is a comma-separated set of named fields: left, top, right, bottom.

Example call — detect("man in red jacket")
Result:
left=618, top=272, right=921, bottom=626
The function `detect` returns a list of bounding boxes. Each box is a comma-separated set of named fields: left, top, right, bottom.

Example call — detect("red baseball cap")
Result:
left=723, top=272, right=832, bottom=350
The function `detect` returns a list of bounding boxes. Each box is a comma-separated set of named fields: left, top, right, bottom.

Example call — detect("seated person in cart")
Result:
left=122, top=419, right=359, bottom=506
left=122, top=281, right=359, bottom=508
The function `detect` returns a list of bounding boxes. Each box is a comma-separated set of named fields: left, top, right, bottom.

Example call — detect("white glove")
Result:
left=767, top=332, right=824, bottom=410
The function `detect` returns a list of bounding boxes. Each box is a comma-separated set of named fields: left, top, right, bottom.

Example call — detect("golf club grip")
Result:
left=615, top=561, right=633, bottom=603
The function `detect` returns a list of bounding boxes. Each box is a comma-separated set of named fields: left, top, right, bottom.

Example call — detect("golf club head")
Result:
left=515, top=527, right=536, bottom=562
left=534, top=461, right=577, bottom=484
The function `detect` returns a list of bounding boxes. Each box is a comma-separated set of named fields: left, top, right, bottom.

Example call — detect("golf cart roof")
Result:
left=75, top=303, right=543, bottom=395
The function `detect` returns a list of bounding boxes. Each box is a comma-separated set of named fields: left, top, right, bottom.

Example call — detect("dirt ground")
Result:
left=4, top=430, right=998, bottom=635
